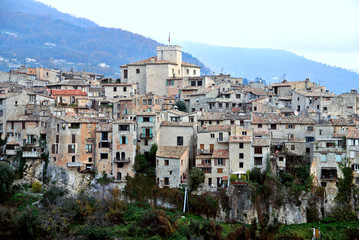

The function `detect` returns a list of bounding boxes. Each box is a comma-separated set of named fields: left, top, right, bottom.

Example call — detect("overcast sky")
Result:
left=36, top=0, right=359, bottom=71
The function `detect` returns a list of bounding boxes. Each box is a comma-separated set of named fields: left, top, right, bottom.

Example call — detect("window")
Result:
left=321, top=154, right=327, bottom=162
left=56, top=135, right=59, bottom=143
left=99, top=142, right=110, bottom=148
left=120, top=136, right=127, bottom=144
left=0, top=110, right=2, bottom=117
left=210, top=144, right=214, bottom=153
left=336, top=155, right=342, bottom=162
left=239, top=162, right=244, bottom=168
left=177, top=136, right=183, bottom=146
left=124, top=69, right=128, bottom=78
left=72, top=156, right=76, bottom=162
left=242, top=131, right=247, bottom=136
left=143, top=99, right=147, bottom=105
left=86, top=144, right=92, bottom=153
left=254, top=147, right=262, bottom=154
left=123, top=87, right=127, bottom=92
left=306, top=137, right=315, bottom=142
left=254, top=157, right=263, bottom=165
left=100, top=153, right=108, bottom=160
left=164, top=177, right=169, bottom=185
left=217, top=159, right=224, bottom=166
left=254, top=106, right=257, bottom=111
left=258, top=124, right=262, bottom=128
left=164, top=160, right=169, bottom=166
left=193, top=70, right=196, bottom=75
left=239, top=143, right=243, bottom=148
left=68, top=144, right=75, bottom=153
left=204, top=159, right=211, bottom=165
left=287, top=124, right=294, bottom=129
left=307, top=126, right=314, bottom=131
left=271, top=124, right=276, bottom=130
left=72, top=134, right=76, bottom=143
left=236, top=94, right=241, bottom=99
left=217, top=168, right=223, bottom=173
left=239, top=153, right=244, bottom=159
left=186, top=69, right=189, bottom=74
left=191, top=81, right=196, bottom=86
left=279, top=157, right=284, bottom=161
left=136, top=68, right=140, bottom=74
left=51, top=144, right=58, bottom=154
left=101, top=132, right=108, bottom=141
left=22, top=122, right=25, bottom=129
left=148, top=99, right=153, bottom=105
left=113, top=87, right=117, bottom=92
left=319, top=129, right=323, bottom=135
left=208, top=178, right=212, bottom=186
left=29, top=95, right=36, bottom=102
left=198, top=81, right=203, bottom=86
left=291, top=145, right=295, bottom=150
left=119, top=125, right=129, bottom=131
left=210, top=134, right=215, bottom=139
left=88, top=157, right=93, bottom=162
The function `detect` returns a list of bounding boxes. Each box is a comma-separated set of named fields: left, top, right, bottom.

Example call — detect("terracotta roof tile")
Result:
left=253, top=138, right=270, bottom=146
left=156, top=146, right=188, bottom=159
left=199, top=125, right=232, bottom=132
left=229, top=136, right=252, bottom=143
left=212, top=149, right=229, bottom=158
left=51, top=89, right=87, bottom=96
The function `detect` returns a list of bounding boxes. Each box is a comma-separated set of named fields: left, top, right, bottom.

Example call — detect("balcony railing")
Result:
left=217, top=137, right=229, bottom=142
left=6, top=149, right=17, bottom=156
left=22, top=151, right=40, bottom=158
left=198, top=149, right=213, bottom=155
left=67, top=162, right=82, bottom=167
left=140, top=133, right=153, bottom=139
left=114, top=157, right=131, bottom=163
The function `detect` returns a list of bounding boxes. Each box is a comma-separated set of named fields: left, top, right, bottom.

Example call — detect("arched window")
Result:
left=121, top=152, right=125, bottom=160
left=117, top=172, right=122, bottom=180
left=116, top=152, right=120, bottom=160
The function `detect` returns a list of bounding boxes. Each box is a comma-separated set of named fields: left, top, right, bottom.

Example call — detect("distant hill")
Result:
left=179, top=41, right=359, bottom=93
left=0, top=0, right=210, bottom=77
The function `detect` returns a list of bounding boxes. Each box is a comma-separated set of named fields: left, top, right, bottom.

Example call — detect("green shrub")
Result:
left=31, top=182, right=42, bottom=193
left=41, top=186, right=64, bottom=206
left=0, top=162, right=16, bottom=202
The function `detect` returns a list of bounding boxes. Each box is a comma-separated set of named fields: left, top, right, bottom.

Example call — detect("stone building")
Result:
left=120, top=45, right=201, bottom=96
left=102, top=83, right=137, bottom=99
left=136, top=112, right=160, bottom=154
left=112, top=119, right=137, bottom=185
left=159, top=121, right=196, bottom=164
left=156, top=146, right=189, bottom=188
left=47, top=115, right=98, bottom=172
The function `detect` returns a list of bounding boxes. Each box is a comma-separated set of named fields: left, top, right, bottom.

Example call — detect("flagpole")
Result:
left=168, top=32, right=170, bottom=46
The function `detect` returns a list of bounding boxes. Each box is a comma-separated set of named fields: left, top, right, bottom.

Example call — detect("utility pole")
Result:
left=183, top=186, right=188, bottom=213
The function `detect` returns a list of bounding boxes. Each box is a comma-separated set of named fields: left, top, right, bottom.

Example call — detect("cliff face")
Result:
left=222, top=185, right=337, bottom=225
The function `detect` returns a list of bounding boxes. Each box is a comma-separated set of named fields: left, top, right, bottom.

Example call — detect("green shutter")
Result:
left=149, top=128, right=152, bottom=137
left=125, top=137, right=128, bottom=144
left=120, top=137, right=122, bottom=144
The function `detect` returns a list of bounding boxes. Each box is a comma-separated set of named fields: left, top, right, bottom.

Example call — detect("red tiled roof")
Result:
left=51, top=89, right=87, bottom=96
left=229, top=136, right=252, bottom=143
left=347, top=130, right=359, bottom=139
left=199, top=125, right=232, bottom=132
left=212, top=149, right=229, bottom=158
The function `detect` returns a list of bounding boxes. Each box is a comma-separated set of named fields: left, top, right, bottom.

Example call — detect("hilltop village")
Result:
left=0, top=44, right=359, bottom=196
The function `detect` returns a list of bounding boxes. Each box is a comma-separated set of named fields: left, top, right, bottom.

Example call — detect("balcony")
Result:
left=217, top=137, right=229, bottom=143
left=198, top=149, right=213, bottom=155
left=114, top=157, right=130, bottom=163
left=6, top=149, right=17, bottom=156
left=22, top=151, right=40, bottom=158
left=140, top=133, right=153, bottom=139
left=67, top=162, right=82, bottom=167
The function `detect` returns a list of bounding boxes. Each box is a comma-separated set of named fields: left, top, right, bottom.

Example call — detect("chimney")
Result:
left=305, top=78, right=309, bottom=89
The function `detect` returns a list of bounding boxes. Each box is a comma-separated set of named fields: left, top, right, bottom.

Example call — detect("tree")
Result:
left=134, top=154, right=148, bottom=174
left=175, top=100, right=187, bottom=112
left=0, top=162, right=16, bottom=202
left=336, top=158, right=355, bottom=205
left=188, top=169, right=205, bottom=192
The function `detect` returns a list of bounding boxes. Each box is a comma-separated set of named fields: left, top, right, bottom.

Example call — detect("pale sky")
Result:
left=36, top=0, right=359, bottom=71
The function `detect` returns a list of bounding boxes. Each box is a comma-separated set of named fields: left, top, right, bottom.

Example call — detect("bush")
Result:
left=41, top=186, right=65, bottom=206
left=31, top=182, right=42, bottom=193
left=0, top=162, right=16, bottom=202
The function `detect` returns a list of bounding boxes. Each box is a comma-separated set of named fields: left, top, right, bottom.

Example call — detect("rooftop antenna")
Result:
left=168, top=32, right=171, bottom=46
left=281, top=73, right=286, bottom=83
